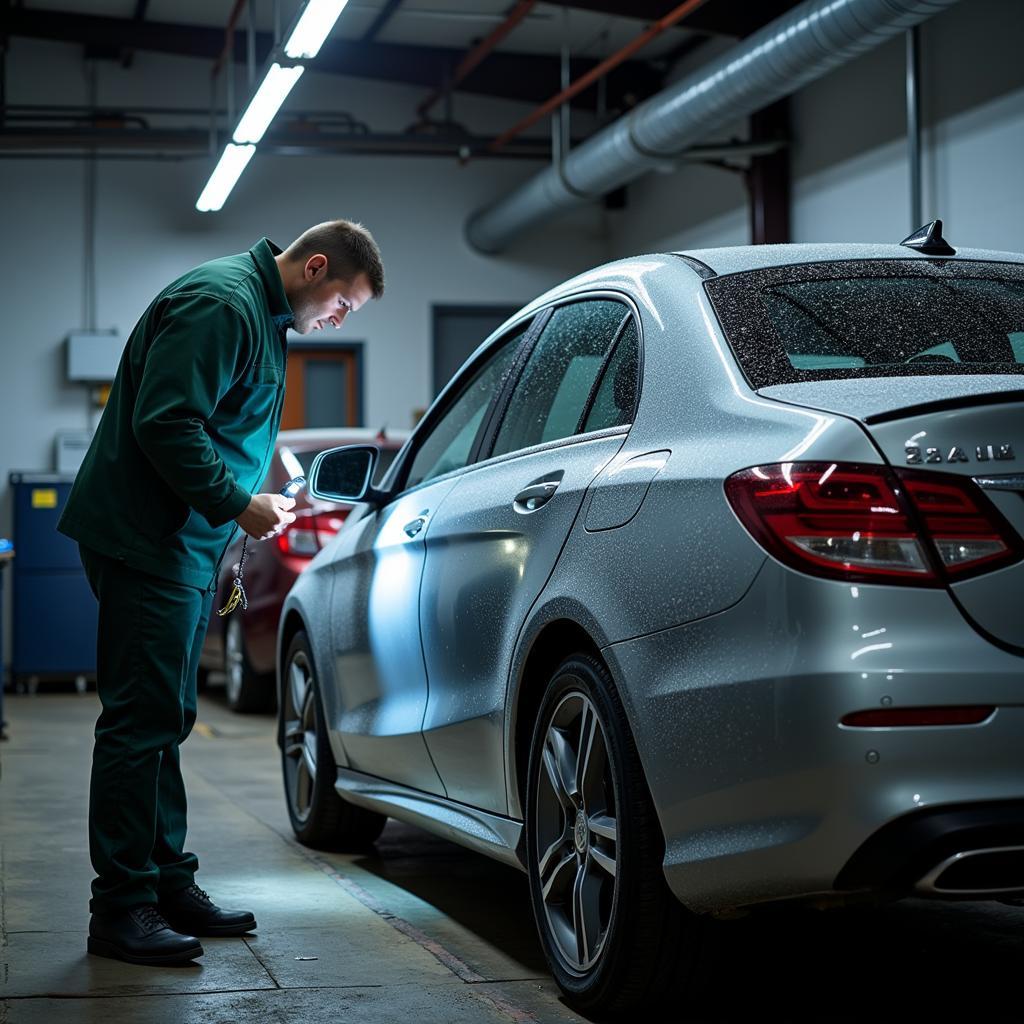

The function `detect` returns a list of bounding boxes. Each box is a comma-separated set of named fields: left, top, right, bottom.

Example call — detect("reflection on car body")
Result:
left=199, top=427, right=406, bottom=711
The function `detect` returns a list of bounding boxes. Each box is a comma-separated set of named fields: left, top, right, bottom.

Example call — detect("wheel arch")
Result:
left=508, top=616, right=607, bottom=821
left=276, top=607, right=307, bottom=749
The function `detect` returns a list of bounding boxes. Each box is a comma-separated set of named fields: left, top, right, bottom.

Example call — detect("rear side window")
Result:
left=491, top=299, right=629, bottom=458
left=705, top=260, right=1024, bottom=388
left=583, top=319, right=639, bottom=432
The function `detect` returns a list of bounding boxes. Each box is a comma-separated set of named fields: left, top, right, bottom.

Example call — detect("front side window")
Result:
left=405, top=327, right=526, bottom=489
left=491, top=299, right=629, bottom=458
left=705, top=260, right=1024, bottom=388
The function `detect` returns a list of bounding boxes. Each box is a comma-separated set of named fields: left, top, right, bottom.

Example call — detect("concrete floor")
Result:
left=2, top=692, right=1024, bottom=1024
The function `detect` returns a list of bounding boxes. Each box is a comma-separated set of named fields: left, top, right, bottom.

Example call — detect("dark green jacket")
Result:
left=59, top=238, right=292, bottom=590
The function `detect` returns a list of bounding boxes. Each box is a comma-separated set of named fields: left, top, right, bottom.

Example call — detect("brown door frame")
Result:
left=282, top=341, right=365, bottom=429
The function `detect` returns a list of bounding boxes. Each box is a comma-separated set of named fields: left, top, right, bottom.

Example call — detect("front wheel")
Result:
left=526, top=654, right=711, bottom=1016
left=281, top=630, right=386, bottom=851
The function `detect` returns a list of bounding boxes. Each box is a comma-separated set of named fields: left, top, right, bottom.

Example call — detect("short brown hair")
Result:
left=285, top=219, right=385, bottom=299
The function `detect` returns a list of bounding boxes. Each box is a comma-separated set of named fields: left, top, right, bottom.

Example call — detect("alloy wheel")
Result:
left=535, top=688, right=619, bottom=975
left=282, top=650, right=318, bottom=824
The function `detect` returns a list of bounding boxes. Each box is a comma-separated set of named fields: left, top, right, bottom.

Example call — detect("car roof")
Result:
left=674, top=242, right=1024, bottom=277
left=499, top=242, right=1024, bottom=334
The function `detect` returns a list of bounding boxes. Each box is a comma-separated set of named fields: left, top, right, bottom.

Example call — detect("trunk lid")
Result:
left=759, top=376, right=1024, bottom=650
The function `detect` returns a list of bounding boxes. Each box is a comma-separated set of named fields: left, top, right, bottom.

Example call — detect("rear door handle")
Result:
left=513, top=481, right=559, bottom=513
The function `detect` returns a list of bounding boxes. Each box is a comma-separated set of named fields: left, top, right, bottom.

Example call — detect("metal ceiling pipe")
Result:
left=466, top=0, right=961, bottom=254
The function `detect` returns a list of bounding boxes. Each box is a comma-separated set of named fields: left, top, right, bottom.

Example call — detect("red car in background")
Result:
left=200, top=427, right=408, bottom=711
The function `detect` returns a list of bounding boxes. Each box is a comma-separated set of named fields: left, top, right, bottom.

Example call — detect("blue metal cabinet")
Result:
left=9, top=473, right=97, bottom=680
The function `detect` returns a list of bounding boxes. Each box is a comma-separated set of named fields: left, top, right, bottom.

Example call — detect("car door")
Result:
left=327, top=324, right=529, bottom=794
left=419, top=298, right=642, bottom=812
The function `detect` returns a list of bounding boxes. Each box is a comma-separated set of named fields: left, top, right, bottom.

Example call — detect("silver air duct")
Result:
left=466, top=0, right=960, bottom=254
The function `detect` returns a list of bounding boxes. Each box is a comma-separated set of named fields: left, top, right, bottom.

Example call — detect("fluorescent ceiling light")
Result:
left=284, top=0, right=350, bottom=59
left=196, top=143, right=256, bottom=212
left=233, top=63, right=305, bottom=144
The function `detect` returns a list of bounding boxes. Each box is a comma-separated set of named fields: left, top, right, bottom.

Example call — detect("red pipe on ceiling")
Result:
left=418, top=0, right=537, bottom=118
left=487, top=0, right=709, bottom=155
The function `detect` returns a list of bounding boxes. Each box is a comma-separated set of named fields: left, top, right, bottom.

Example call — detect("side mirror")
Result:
left=309, top=445, right=379, bottom=503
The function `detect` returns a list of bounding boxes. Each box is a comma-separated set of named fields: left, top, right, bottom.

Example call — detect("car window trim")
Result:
left=575, top=311, right=633, bottom=434
left=470, top=306, right=555, bottom=468
left=390, top=311, right=545, bottom=495
left=478, top=291, right=643, bottom=463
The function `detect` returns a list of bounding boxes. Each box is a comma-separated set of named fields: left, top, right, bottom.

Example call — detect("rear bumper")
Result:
left=604, top=560, right=1024, bottom=912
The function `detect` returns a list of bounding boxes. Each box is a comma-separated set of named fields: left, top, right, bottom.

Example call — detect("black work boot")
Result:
left=159, top=884, right=257, bottom=937
left=88, top=904, right=203, bottom=965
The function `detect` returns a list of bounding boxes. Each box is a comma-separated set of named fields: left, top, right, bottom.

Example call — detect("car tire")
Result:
left=281, top=629, right=387, bottom=851
left=526, top=653, right=712, bottom=1016
left=224, top=615, right=274, bottom=713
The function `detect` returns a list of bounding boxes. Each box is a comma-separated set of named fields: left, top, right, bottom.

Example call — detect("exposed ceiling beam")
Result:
left=5, top=7, right=662, bottom=108
left=546, top=0, right=804, bottom=38
left=362, top=0, right=404, bottom=42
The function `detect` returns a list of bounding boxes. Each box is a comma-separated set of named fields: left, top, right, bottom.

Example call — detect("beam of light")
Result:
left=196, top=143, right=256, bottom=212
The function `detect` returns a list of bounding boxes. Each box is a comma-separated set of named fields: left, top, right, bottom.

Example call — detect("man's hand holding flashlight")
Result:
left=236, top=493, right=296, bottom=540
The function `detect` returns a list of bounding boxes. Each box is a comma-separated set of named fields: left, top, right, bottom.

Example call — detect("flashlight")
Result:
left=280, top=476, right=307, bottom=499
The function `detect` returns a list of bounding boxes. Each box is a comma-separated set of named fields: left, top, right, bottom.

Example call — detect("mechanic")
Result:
left=57, top=220, right=385, bottom=966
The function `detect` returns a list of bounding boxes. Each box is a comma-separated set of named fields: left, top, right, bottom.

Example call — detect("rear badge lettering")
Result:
left=906, top=443, right=1015, bottom=465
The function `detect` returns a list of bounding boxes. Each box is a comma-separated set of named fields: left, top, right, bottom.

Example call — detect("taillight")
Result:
left=275, top=509, right=348, bottom=559
left=725, top=462, right=1022, bottom=586
left=897, top=471, right=1018, bottom=577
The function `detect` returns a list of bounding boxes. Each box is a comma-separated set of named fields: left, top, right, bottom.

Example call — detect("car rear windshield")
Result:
left=704, top=259, right=1024, bottom=389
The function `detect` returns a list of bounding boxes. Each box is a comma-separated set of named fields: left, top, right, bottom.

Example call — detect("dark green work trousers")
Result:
left=80, top=545, right=213, bottom=914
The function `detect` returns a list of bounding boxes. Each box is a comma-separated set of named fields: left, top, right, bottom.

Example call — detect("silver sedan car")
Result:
left=277, top=227, right=1024, bottom=1015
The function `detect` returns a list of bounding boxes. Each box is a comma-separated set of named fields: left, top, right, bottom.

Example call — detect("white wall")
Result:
left=607, top=0, right=1024, bottom=256
left=0, top=39, right=611, bottom=671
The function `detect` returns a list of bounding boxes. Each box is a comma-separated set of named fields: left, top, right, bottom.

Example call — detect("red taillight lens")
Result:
left=725, top=462, right=1022, bottom=586
left=275, top=509, right=349, bottom=559
left=897, top=471, right=1019, bottom=577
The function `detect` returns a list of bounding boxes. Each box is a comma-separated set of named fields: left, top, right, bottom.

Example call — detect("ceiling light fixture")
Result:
left=197, top=0, right=350, bottom=212
left=284, top=0, right=350, bottom=59
left=196, top=143, right=256, bottom=212
left=233, top=63, right=306, bottom=144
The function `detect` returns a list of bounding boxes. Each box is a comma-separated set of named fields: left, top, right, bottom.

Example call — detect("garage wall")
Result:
left=606, top=0, right=1024, bottom=258
left=0, top=40, right=611, bottom=673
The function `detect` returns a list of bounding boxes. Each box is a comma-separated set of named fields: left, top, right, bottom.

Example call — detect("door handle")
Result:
left=403, top=514, right=429, bottom=538
left=513, top=481, right=559, bottom=513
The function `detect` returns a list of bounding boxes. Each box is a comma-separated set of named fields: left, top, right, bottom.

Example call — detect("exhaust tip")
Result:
left=916, top=845, right=1024, bottom=896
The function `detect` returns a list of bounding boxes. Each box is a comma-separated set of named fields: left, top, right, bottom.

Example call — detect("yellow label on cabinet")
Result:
left=31, top=489, right=58, bottom=509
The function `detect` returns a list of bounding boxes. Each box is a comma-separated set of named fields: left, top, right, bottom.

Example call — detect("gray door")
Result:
left=419, top=299, right=639, bottom=813
left=328, top=477, right=459, bottom=795
left=328, top=327, right=526, bottom=794
left=433, top=305, right=520, bottom=397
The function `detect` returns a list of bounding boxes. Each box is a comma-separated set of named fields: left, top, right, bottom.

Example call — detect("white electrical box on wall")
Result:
left=66, top=331, right=122, bottom=382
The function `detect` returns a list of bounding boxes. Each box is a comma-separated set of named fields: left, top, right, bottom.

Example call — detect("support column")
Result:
left=748, top=98, right=790, bottom=244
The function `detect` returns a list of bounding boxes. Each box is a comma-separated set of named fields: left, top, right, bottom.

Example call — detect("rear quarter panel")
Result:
left=506, top=262, right=885, bottom=816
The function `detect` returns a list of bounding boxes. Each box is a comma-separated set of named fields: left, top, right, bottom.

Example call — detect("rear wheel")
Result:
left=526, top=654, right=711, bottom=1016
left=281, top=630, right=386, bottom=851
left=224, top=616, right=274, bottom=713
